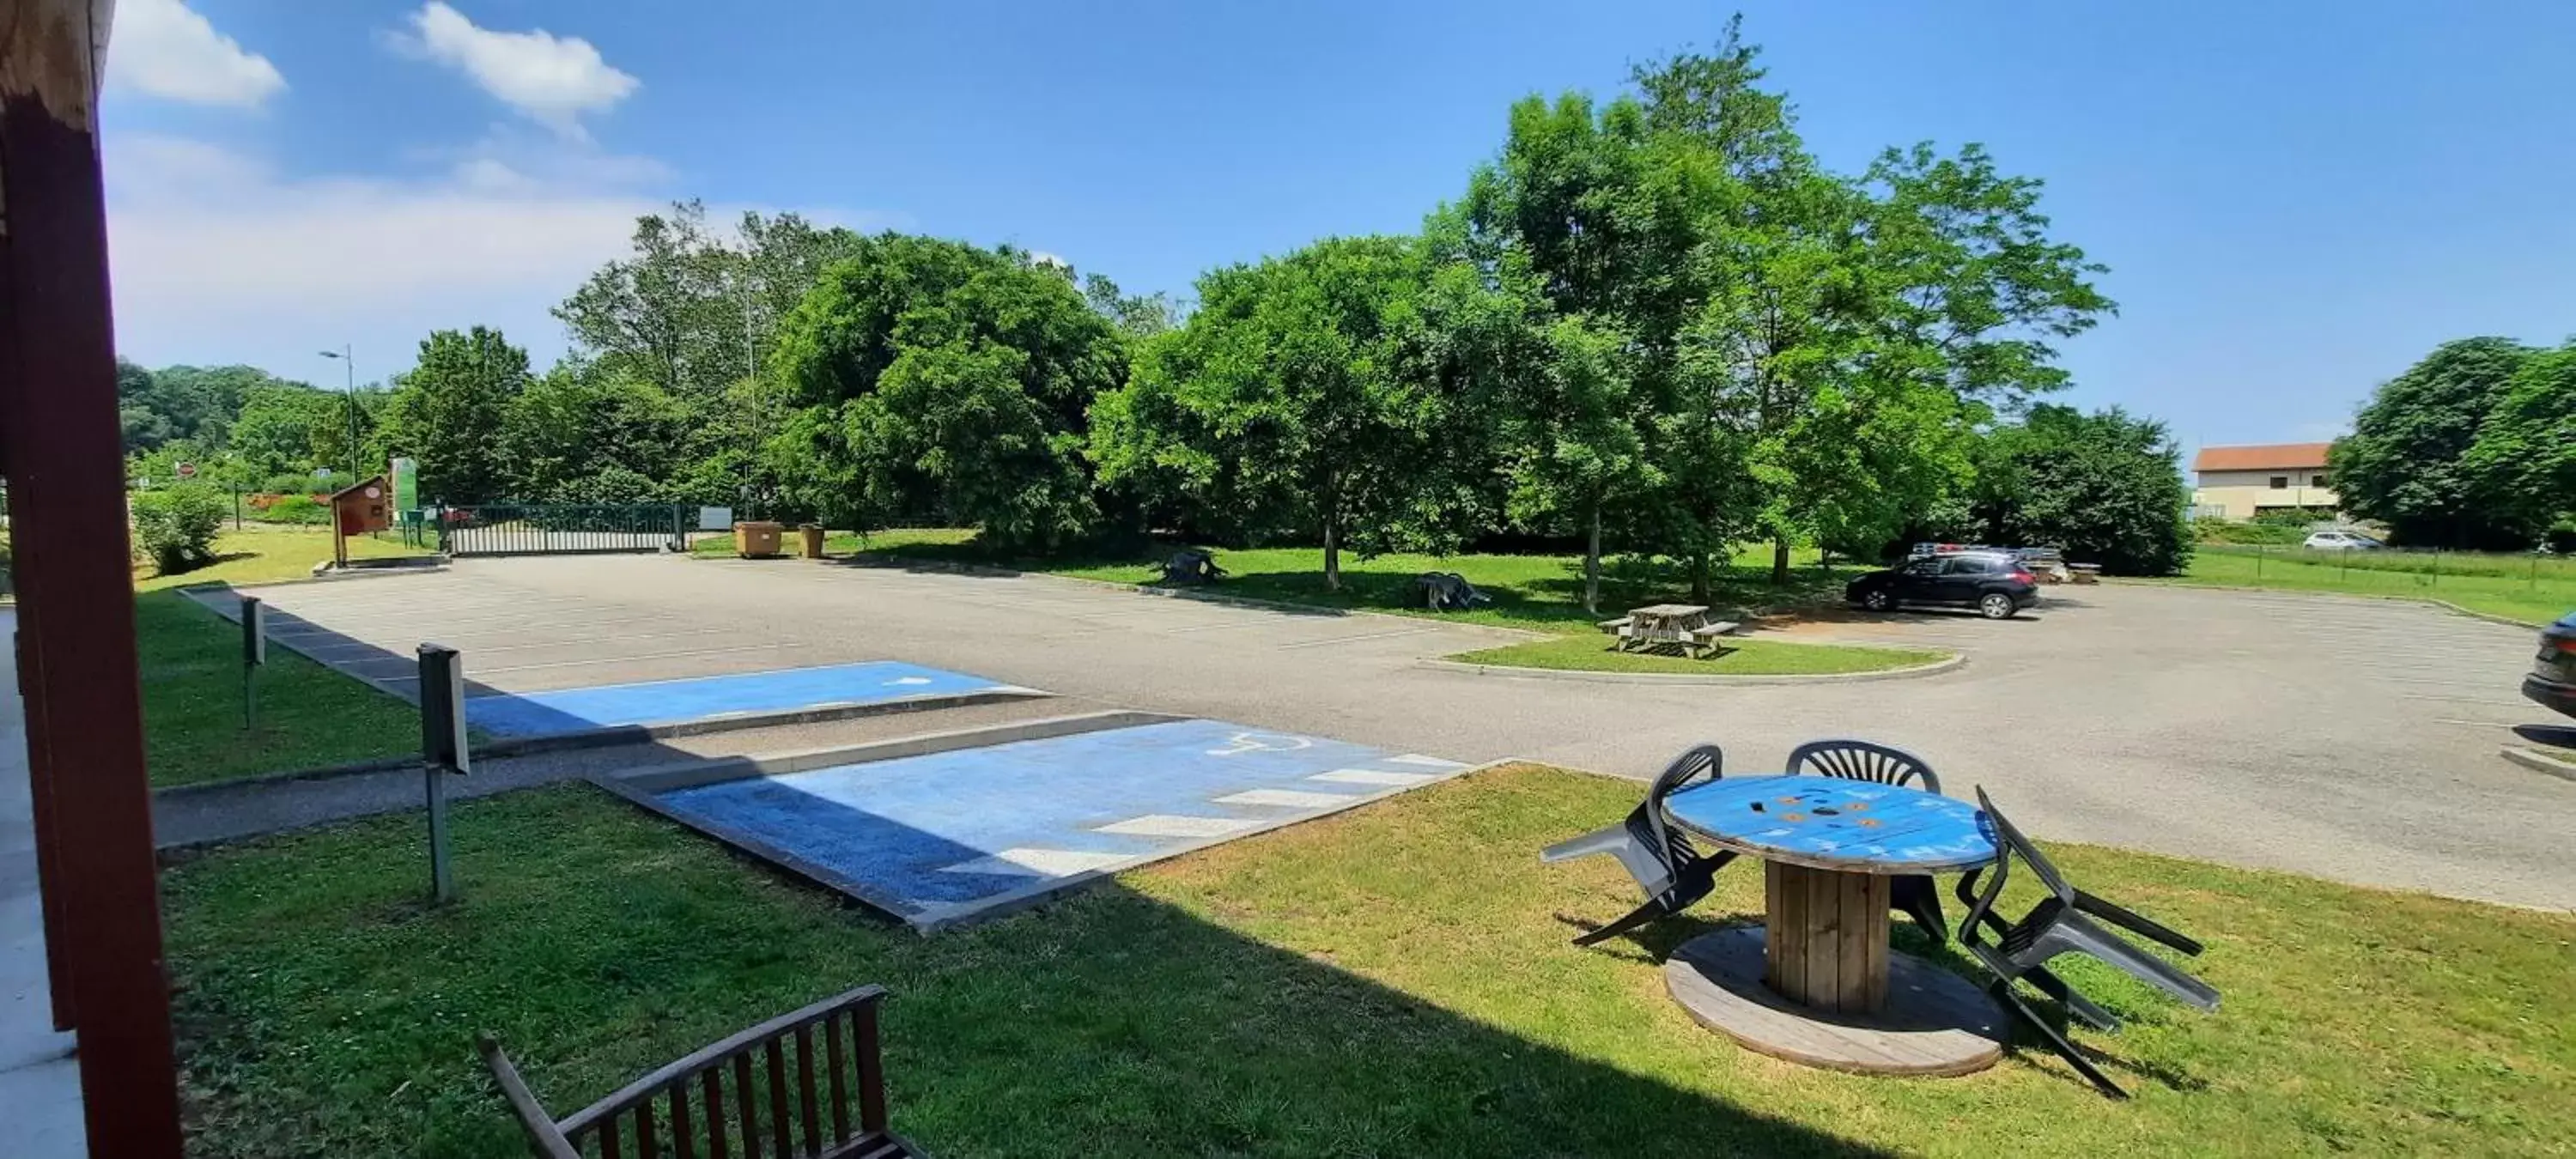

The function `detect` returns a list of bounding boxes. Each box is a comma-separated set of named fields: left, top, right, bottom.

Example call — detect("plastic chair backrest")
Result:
left=1640, top=743, right=1725, bottom=868
left=1974, top=786, right=2073, bottom=904
left=1786, top=738, right=1941, bottom=792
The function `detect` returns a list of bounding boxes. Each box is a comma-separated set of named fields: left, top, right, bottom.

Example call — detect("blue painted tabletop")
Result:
left=1664, top=776, right=1996, bottom=872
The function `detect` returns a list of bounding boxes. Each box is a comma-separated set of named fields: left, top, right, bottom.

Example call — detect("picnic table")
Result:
left=1598, top=604, right=1739, bottom=658
left=1657, top=775, right=2008, bottom=1075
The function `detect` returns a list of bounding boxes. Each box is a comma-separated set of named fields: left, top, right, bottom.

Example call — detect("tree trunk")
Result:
left=1583, top=504, right=1603, bottom=615
left=1322, top=510, right=1340, bottom=592
left=1689, top=552, right=1711, bottom=604
left=1771, top=536, right=1792, bottom=586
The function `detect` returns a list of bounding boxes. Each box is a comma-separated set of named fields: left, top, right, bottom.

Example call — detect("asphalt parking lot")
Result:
left=224, top=556, right=2576, bottom=910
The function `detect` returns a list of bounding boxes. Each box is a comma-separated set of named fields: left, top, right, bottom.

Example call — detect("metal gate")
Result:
left=435, top=503, right=688, bottom=556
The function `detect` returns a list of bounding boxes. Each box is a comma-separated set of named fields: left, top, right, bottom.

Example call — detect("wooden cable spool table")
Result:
left=1659, top=775, right=2008, bottom=1076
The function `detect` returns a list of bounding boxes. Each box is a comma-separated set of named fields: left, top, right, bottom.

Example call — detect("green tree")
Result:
left=1971, top=405, right=2191, bottom=575
left=2329, top=337, right=2533, bottom=547
left=377, top=328, right=530, bottom=504
left=2464, top=340, right=2576, bottom=545
left=1090, top=236, right=1451, bottom=589
left=503, top=361, right=690, bottom=502
left=769, top=234, right=1124, bottom=546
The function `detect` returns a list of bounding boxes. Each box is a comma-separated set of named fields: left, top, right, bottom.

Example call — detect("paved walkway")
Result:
left=0, top=610, right=85, bottom=1157
left=223, top=557, right=2576, bottom=910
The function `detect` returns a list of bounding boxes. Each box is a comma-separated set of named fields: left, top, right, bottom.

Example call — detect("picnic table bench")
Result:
left=1597, top=604, right=1739, bottom=659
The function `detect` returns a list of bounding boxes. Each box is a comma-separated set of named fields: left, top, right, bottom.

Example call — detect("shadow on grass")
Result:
left=1555, top=902, right=2208, bottom=1100
left=165, top=781, right=1901, bottom=1158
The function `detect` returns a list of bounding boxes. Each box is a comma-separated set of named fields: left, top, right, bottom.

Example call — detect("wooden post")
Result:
left=0, top=3, right=189, bottom=1154
left=1762, top=862, right=1892, bottom=1014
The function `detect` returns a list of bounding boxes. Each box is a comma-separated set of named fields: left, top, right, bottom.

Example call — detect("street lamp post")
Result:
left=318, top=346, right=358, bottom=482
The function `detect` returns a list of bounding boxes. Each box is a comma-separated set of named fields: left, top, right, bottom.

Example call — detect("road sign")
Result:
left=174, top=461, right=197, bottom=479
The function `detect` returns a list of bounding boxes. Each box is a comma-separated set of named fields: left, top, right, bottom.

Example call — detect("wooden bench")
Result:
left=1688, top=621, right=1741, bottom=648
left=481, top=984, right=922, bottom=1159
left=1596, top=616, right=1633, bottom=635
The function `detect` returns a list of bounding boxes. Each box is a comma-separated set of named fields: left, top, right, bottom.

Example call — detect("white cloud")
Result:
left=395, top=2, right=638, bottom=138
left=106, top=0, right=286, bottom=107
left=101, top=132, right=901, bottom=374
left=105, top=133, right=655, bottom=362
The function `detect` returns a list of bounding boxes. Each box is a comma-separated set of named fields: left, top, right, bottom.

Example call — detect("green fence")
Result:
left=434, top=503, right=688, bottom=557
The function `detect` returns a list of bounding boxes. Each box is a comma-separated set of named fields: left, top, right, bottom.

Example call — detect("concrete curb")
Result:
left=2499, top=745, right=2576, bottom=783
left=1413, top=651, right=1965, bottom=686
left=149, top=689, right=1055, bottom=800
left=175, top=558, right=451, bottom=594
left=2111, top=579, right=2550, bottom=630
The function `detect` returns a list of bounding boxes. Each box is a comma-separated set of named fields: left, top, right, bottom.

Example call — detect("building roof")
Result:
left=2191, top=442, right=2332, bottom=473
left=328, top=474, right=388, bottom=501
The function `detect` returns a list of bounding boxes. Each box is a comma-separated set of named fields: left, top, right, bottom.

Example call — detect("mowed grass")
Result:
left=1452, top=634, right=1949, bottom=676
left=163, top=768, right=2576, bottom=1158
left=136, top=528, right=427, bottom=786
left=2165, top=545, right=2575, bottom=627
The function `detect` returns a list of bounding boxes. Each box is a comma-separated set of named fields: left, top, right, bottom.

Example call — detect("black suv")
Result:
left=2524, top=611, right=2576, bottom=719
left=1845, top=551, right=2041, bottom=620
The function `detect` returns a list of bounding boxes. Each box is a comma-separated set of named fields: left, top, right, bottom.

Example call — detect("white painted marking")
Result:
left=884, top=676, right=934, bottom=686
left=1308, top=768, right=1437, bottom=787
left=937, top=848, right=1133, bottom=877
left=1274, top=626, right=1441, bottom=650
left=1206, top=731, right=1315, bottom=757
left=1215, top=788, right=1358, bottom=809
left=1385, top=754, right=1466, bottom=768
left=1095, top=815, right=1261, bottom=838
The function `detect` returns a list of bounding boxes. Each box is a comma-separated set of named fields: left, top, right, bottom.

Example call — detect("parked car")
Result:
left=2302, top=530, right=2383, bottom=550
left=1845, top=550, right=2042, bottom=620
left=2524, top=611, right=2576, bottom=720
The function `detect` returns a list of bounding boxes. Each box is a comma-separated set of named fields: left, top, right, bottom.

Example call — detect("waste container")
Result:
left=799, top=524, right=826, bottom=559
left=733, top=520, right=783, bottom=558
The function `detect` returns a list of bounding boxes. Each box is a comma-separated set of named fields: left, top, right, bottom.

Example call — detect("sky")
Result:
left=99, top=1, right=2576, bottom=460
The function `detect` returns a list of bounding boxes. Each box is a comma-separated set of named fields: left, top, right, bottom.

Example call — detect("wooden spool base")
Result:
left=1664, top=926, right=2006, bottom=1077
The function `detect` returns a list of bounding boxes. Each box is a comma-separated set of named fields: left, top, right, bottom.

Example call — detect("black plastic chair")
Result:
left=1784, top=739, right=1949, bottom=944
left=1540, top=743, right=1733, bottom=945
left=1957, top=787, right=2221, bottom=1099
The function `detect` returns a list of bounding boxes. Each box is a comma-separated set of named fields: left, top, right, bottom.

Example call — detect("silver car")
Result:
left=2302, top=530, right=2382, bottom=550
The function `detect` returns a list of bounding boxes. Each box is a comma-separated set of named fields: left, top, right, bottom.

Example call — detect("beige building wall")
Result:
left=2192, top=468, right=2338, bottom=519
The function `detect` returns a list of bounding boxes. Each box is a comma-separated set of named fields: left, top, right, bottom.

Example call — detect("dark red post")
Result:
left=0, top=3, right=189, bottom=1156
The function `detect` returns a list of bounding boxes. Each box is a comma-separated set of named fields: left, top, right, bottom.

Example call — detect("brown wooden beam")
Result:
left=0, top=2, right=188, bottom=1156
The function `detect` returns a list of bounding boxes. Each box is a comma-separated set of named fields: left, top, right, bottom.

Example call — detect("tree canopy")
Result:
left=766, top=235, right=1127, bottom=546
left=1971, top=405, right=2191, bottom=575
left=2328, top=337, right=2532, bottom=549
left=377, top=327, right=531, bottom=505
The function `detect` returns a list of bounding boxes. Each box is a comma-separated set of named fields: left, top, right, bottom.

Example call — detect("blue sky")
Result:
left=101, top=2, right=2576, bottom=458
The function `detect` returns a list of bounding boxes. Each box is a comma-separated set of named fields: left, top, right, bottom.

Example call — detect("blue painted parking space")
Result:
left=465, top=660, right=1029, bottom=738
left=648, top=718, right=1469, bottom=928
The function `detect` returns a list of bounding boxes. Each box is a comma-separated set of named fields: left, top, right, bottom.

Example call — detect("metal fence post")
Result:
left=240, top=596, right=265, bottom=730
left=416, top=643, right=471, bottom=903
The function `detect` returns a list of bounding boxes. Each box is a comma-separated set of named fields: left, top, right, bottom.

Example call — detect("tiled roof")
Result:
left=2191, top=442, right=2333, bottom=472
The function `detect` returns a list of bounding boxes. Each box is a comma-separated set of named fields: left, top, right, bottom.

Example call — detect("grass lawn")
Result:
left=788, top=529, right=1936, bottom=674
left=2163, top=545, right=2575, bottom=627
left=136, top=529, right=427, bottom=787
left=1452, top=634, right=1949, bottom=677
left=163, top=767, right=2576, bottom=1158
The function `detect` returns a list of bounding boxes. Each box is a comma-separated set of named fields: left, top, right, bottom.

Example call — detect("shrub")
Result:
left=132, top=484, right=228, bottom=574
left=259, top=494, right=331, bottom=525
left=2194, top=517, right=2306, bottom=546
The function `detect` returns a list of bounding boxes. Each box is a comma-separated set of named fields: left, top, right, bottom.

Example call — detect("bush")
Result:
left=132, top=485, right=228, bottom=574
left=2195, top=517, right=2306, bottom=546
left=259, top=494, right=331, bottom=525
left=2251, top=507, right=2336, bottom=529
left=259, top=471, right=329, bottom=495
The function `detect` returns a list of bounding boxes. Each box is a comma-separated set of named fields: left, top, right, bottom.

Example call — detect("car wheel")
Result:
left=1978, top=592, right=2017, bottom=620
left=1862, top=589, right=1895, bottom=612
